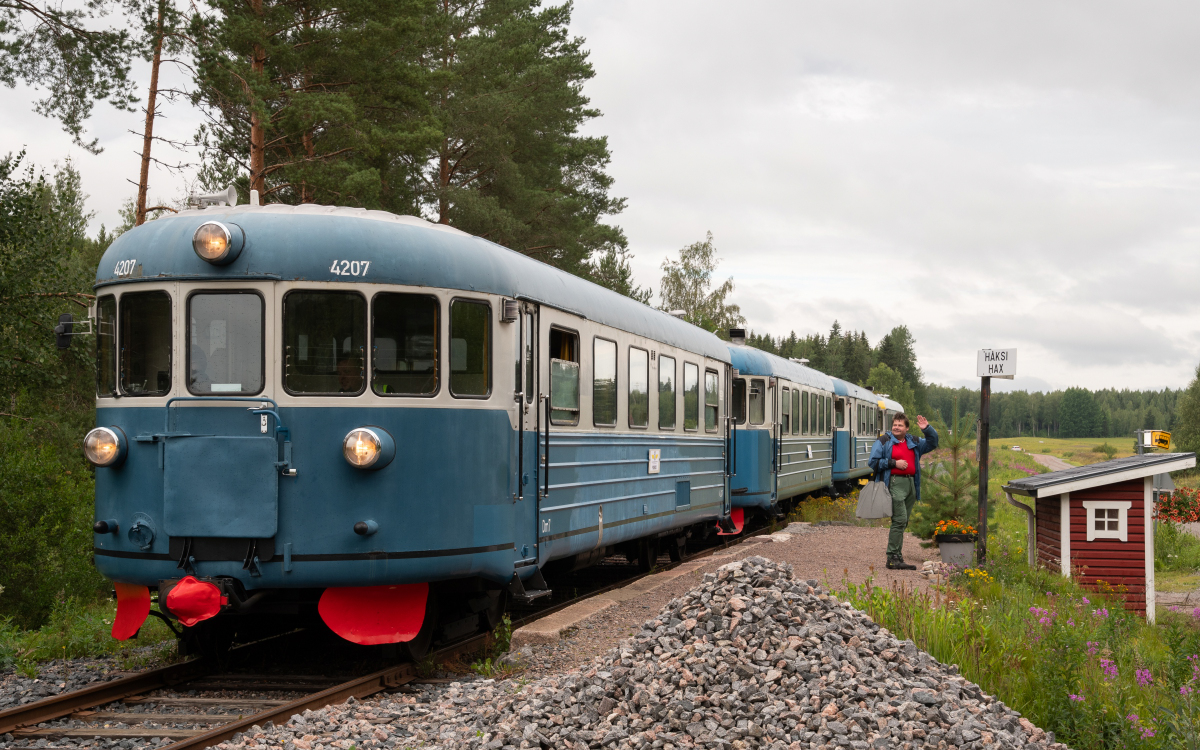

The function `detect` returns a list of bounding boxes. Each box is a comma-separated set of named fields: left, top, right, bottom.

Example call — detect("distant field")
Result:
left=994, top=436, right=1141, bottom=466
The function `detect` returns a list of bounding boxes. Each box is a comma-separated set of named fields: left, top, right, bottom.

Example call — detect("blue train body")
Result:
left=82, top=201, right=905, bottom=647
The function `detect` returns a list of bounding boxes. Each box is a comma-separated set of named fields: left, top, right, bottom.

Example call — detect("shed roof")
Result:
left=1003, top=452, right=1196, bottom=498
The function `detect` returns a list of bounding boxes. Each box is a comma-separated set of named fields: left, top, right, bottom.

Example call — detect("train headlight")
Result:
left=192, top=221, right=244, bottom=265
left=84, top=426, right=127, bottom=467
left=342, top=427, right=395, bottom=470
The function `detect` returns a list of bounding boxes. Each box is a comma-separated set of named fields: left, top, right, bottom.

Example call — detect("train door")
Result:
left=771, top=378, right=780, bottom=502
left=723, top=363, right=733, bottom=517
left=514, top=303, right=539, bottom=566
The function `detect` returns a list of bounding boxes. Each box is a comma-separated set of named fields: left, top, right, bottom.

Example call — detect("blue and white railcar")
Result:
left=83, top=203, right=733, bottom=649
left=830, top=377, right=885, bottom=487
left=726, top=336, right=835, bottom=515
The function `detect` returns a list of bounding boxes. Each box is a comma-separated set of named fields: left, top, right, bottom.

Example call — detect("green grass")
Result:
left=0, top=595, right=178, bottom=675
left=838, top=530, right=1200, bottom=749
left=1001, top=436, right=1141, bottom=465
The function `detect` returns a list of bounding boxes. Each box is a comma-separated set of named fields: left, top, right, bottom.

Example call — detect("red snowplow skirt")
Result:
left=112, top=582, right=151, bottom=640
left=716, top=507, right=745, bottom=536
left=318, top=583, right=429, bottom=645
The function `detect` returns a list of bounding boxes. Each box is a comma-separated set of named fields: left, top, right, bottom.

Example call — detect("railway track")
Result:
left=0, top=519, right=779, bottom=750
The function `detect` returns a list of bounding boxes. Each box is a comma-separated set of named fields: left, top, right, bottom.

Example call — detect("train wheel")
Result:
left=483, top=588, right=508, bottom=632
left=401, top=594, right=438, bottom=662
left=636, top=537, right=660, bottom=572
left=667, top=535, right=686, bottom=563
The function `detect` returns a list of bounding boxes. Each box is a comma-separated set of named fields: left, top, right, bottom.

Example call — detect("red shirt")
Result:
left=891, top=439, right=917, bottom=476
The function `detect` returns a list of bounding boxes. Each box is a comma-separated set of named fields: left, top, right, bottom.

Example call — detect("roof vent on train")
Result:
left=728, top=328, right=746, bottom=346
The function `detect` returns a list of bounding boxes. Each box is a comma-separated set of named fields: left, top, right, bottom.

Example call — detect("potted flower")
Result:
left=934, top=519, right=977, bottom=567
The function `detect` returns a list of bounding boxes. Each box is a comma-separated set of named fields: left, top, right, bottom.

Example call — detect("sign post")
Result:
left=976, top=349, right=1017, bottom=565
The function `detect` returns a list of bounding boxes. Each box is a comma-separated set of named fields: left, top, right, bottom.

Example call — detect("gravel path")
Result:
left=517, top=525, right=938, bottom=679
left=1029, top=455, right=1072, bottom=472
left=209, top=557, right=1062, bottom=750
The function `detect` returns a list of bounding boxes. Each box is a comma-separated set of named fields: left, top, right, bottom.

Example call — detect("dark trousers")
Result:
left=886, top=475, right=917, bottom=558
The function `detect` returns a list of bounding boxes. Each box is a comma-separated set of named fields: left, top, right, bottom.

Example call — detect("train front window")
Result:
left=450, top=299, right=491, bottom=397
left=119, top=291, right=172, bottom=396
left=283, top=291, right=366, bottom=395
left=373, top=293, right=438, bottom=396
left=96, top=295, right=116, bottom=397
left=731, top=378, right=746, bottom=424
left=748, top=378, right=765, bottom=425
left=188, top=292, right=263, bottom=396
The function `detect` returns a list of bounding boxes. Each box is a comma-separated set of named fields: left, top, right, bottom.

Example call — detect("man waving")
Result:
left=868, top=412, right=939, bottom=570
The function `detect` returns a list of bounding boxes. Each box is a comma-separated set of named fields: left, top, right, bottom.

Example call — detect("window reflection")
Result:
left=120, top=291, right=172, bottom=396
left=188, top=292, right=263, bottom=396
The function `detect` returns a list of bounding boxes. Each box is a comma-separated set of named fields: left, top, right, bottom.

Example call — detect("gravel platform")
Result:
left=209, top=556, right=1063, bottom=750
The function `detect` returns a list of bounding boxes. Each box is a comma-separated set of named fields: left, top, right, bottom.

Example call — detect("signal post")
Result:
left=976, top=348, right=1016, bottom=565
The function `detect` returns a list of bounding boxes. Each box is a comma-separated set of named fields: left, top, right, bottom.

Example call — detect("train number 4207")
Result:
left=330, top=260, right=370, bottom=276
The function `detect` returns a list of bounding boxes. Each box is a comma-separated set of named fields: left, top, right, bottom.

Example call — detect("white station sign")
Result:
left=977, top=348, right=1017, bottom=379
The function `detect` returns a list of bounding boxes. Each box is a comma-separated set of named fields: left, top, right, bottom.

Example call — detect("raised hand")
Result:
left=916, top=415, right=929, bottom=430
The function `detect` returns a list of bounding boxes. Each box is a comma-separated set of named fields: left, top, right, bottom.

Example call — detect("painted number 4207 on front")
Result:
left=330, top=260, right=370, bottom=277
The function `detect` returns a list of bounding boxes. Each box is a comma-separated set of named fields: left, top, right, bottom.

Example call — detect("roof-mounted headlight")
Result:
left=84, top=426, right=127, bottom=468
left=342, top=427, right=395, bottom=470
left=193, top=221, right=245, bottom=265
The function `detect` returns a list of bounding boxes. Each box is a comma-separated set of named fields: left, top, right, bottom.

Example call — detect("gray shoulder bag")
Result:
left=855, top=443, right=892, bottom=519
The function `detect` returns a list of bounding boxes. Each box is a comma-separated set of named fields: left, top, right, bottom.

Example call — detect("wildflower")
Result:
left=1086, top=642, right=1099, bottom=656
left=1068, top=694, right=1084, bottom=702
left=1082, top=597, right=1090, bottom=605
left=1100, top=659, right=1118, bottom=681
left=1127, top=714, right=1138, bottom=723
left=1136, top=669, right=1152, bottom=687
left=1141, top=727, right=1156, bottom=739
left=1181, top=685, right=1195, bottom=696
left=1193, top=607, right=1200, bottom=619
left=1067, top=619, right=1075, bottom=626
left=1093, top=607, right=1109, bottom=618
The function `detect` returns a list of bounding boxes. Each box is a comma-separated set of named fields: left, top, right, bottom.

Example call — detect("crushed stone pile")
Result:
left=215, top=556, right=1065, bottom=750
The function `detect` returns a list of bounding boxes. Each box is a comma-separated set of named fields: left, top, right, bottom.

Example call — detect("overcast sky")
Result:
left=3, top=1, right=1198, bottom=393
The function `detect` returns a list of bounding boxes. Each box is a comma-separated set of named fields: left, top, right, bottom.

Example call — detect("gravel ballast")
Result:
left=213, top=555, right=1064, bottom=750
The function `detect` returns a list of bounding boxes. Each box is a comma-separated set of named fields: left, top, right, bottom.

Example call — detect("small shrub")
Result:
left=1093, top=443, right=1118, bottom=460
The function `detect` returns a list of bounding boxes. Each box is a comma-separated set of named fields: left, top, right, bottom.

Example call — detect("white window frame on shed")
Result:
left=1082, top=500, right=1132, bottom=543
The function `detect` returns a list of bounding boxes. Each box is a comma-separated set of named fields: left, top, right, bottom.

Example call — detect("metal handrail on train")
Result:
left=161, top=396, right=296, bottom=476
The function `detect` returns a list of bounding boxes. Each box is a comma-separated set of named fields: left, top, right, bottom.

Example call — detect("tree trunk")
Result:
left=135, top=2, right=165, bottom=226
left=248, top=0, right=267, bottom=197
left=437, top=139, right=450, bottom=223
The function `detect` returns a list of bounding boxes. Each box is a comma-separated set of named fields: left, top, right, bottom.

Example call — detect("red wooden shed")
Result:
left=1003, top=452, right=1195, bottom=622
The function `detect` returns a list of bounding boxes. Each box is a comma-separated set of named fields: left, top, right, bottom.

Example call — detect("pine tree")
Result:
left=910, top=397, right=978, bottom=539
left=1174, top=363, right=1200, bottom=457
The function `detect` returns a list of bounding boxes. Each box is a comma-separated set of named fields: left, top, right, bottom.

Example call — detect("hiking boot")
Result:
left=886, top=557, right=916, bottom=570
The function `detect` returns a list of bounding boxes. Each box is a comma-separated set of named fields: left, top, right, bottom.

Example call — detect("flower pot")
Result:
left=935, top=534, right=977, bottom=567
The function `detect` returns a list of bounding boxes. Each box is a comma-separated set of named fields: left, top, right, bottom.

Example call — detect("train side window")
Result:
left=119, top=290, right=172, bottom=396
left=731, top=378, right=746, bottom=425
left=629, top=347, right=649, bottom=428
left=820, top=395, right=826, bottom=434
left=372, top=293, right=438, bottom=396
left=780, top=387, right=790, bottom=434
left=188, top=291, right=264, bottom=396
left=524, top=313, right=535, bottom=402
left=593, top=337, right=617, bottom=427
left=704, top=369, right=719, bottom=432
left=96, top=294, right=116, bottom=397
left=826, top=396, right=832, bottom=435
left=791, top=389, right=799, bottom=435
left=450, top=299, right=491, bottom=397
left=549, top=327, right=579, bottom=424
left=283, top=291, right=366, bottom=395
left=659, top=355, right=677, bottom=430
left=683, top=362, right=699, bottom=431
left=835, top=398, right=845, bottom=429
left=800, top=390, right=808, bottom=434
left=748, top=378, right=765, bottom=425
left=809, top=392, right=817, bottom=434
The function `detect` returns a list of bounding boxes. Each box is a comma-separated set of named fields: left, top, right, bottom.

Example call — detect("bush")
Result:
left=0, top=597, right=176, bottom=671
left=0, top=418, right=107, bottom=628
left=1155, top=521, right=1200, bottom=574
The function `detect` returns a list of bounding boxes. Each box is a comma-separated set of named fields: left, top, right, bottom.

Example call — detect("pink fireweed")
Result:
left=1136, top=669, right=1152, bottom=687
left=1100, top=659, right=1119, bottom=681
left=1086, top=641, right=1099, bottom=656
